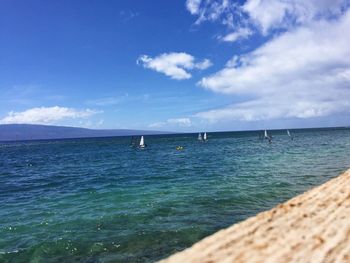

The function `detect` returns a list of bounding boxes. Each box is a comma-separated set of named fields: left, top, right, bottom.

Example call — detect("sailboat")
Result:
left=287, top=130, right=291, bottom=137
left=264, top=130, right=268, bottom=139
left=264, top=129, right=272, bottom=143
left=198, top=133, right=202, bottom=141
left=287, top=129, right=293, bottom=140
left=139, top=136, right=146, bottom=148
left=203, top=132, right=208, bottom=141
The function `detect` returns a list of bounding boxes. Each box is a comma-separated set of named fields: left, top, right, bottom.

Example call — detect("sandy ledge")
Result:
left=159, top=169, right=350, bottom=263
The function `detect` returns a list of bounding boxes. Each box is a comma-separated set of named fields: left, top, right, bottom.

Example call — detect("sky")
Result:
left=1, top=0, right=350, bottom=132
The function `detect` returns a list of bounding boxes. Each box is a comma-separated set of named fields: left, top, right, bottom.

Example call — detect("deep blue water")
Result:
left=1, top=128, right=350, bottom=262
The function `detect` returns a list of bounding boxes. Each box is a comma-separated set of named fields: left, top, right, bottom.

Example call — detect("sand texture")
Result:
left=160, top=169, right=350, bottom=263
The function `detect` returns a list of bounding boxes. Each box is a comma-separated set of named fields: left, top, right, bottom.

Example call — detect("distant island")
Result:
left=0, top=124, right=170, bottom=141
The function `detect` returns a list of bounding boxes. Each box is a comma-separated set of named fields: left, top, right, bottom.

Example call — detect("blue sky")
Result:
left=1, top=0, right=350, bottom=132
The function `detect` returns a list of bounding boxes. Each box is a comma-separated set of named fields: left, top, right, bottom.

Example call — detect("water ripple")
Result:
left=1, top=128, right=350, bottom=262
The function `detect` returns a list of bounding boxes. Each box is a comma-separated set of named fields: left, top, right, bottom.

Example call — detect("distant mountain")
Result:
left=0, top=124, right=170, bottom=141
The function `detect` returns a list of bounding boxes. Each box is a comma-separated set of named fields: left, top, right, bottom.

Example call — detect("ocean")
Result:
left=1, top=128, right=350, bottom=262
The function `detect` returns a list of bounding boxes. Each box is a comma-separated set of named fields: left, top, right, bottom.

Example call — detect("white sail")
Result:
left=203, top=132, right=207, bottom=141
left=264, top=130, right=268, bottom=138
left=198, top=133, right=202, bottom=141
left=287, top=130, right=291, bottom=137
left=139, top=136, right=145, bottom=147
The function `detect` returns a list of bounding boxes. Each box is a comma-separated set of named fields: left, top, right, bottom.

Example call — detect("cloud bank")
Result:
left=137, top=52, right=212, bottom=80
left=196, top=9, right=350, bottom=122
left=0, top=106, right=100, bottom=125
left=242, top=0, right=347, bottom=34
left=186, top=0, right=349, bottom=42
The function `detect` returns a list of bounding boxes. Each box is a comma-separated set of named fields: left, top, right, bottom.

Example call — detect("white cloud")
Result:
left=194, top=58, right=213, bottom=70
left=242, top=0, right=292, bottom=35
left=186, top=0, right=349, bottom=37
left=242, top=0, right=348, bottom=35
left=0, top=106, right=100, bottom=125
left=186, top=0, right=202, bottom=15
left=186, top=0, right=237, bottom=26
left=137, top=52, right=212, bottom=80
left=196, top=96, right=350, bottom=122
left=220, top=27, right=253, bottom=42
left=196, top=9, right=350, bottom=122
left=149, top=118, right=192, bottom=128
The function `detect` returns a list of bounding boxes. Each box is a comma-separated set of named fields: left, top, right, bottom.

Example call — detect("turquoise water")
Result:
left=1, top=128, right=350, bottom=262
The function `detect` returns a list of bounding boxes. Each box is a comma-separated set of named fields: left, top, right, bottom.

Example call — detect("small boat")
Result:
left=264, top=129, right=272, bottom=143
left=203, top=132, right=208, bottom=141
left=139, top=136, right=146, bottom=148
left=198, top=133, right=202, bottom=141
left=264, top=130, right=268, bottom=139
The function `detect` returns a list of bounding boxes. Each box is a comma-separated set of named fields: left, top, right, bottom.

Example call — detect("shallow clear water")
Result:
left=1, top=128, right=350, bottom=262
